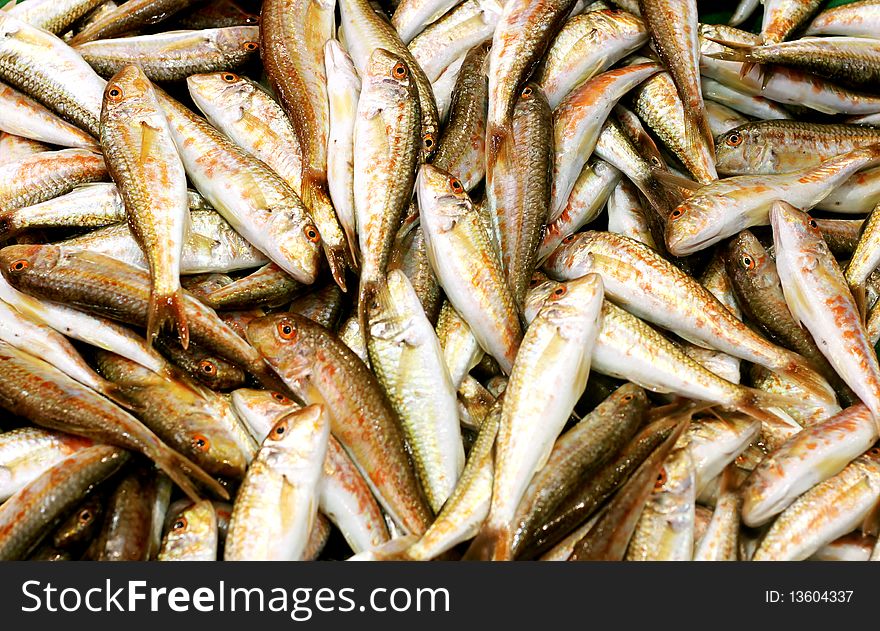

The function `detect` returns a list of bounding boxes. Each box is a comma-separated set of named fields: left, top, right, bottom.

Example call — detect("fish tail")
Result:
left=357, top=278, right=378, bottom=348
left=735, top=387, right=807, bottom=427
left=772, top=353, right=837, bottom=403
left=154, top=445, right=230, bottom=503
left=147, top=288, right=190, bottom=350
left=463, top=524, right=512, bottom=561
left=704, top=38, right=755, bottom=62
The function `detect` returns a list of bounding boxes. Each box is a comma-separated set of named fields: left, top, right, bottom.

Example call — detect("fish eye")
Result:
left=222, top=72, right=239, bottom=83
left=521, top=86, right=533, bottom=99
left=621, top=393, right=633, bottom=402
left=562, top=234, right=577, bottom=244
left=670, top=208, right=684, bottom=220
left=423, top=133, right=436, bottom=151
left=269, top=419, right=289, bottom=440
left=868, top=446, right=880, bottom=457
left=304, top=225, right=320, bottom=243
left=271, top=392, right=292, bottom=404
left=277, top=319, right=297, bottom=340
left=809, top=218, right=818, bottom=229
left=192, top=434, right=211, bottom=452
left=552, top=286, right=567, bottom=298
left=448, top=177, right=464, bottom=193
left=392, top=61, right=408, bottom=79
left=79, top=509, right=93, bottom=524
left=243, top=41, right=259, bottom=52
left=172, top=517, right=188, bottom=532
left=741, top=255, right=755, bottom=270
left=654, top=467, right=667, bottom=490
left=198, top=359, right=217, bottom=376
left=725, top=133, right=743, bottom=147
left=650, top=156, right=662, bottom=167
left=244, top=15, right=259, bottom=24
left=107, top=86, right=123, bottom=100
left=529, top=277, right=540, bottom=288
left=8, top=259, right=28, bottom=272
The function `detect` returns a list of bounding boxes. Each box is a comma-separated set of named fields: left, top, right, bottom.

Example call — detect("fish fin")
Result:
left=651, top=168, right=701, bottom=192
left=772, top=352, right=837, bottom=404
left=462, top=524, right=512, bottom=561
left=357, top=278, right=378, bottom=349
left=703, top=38, right=755, bottom=61
left=147, top=288, right=190, bottom=350
left=138, top=121, right=162, bottom=165
left=852, top=282, right=868, bottom=326
left=735, top=387, right=807, bottom=427
left=154, top=446, right=229, bottom=503
left=97, top=381, right=142, bottom=412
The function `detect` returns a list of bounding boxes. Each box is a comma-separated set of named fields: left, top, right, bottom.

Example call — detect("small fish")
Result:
left=0, top=82, right=98, bottom=150
left=392, top=0, right=461, bottom=44
left=0, top=149, right=107, bottom=214
left=0, top=427, right=94, bottom=502
left=806, top=0, right=880, bottom=38
left=693, top=464, right=740, bottom=561
left=87, top=466, right=162, bottom=561
left=225, top=405, right=329, bottom=561
left=70, top=0, right=201, bottom=44
left=761, top=0, right=824, bottom=44
left=158, top=500, right=218, bottom=561
left=100, top=65, right=189, bottom=346
left=201, top=264, right=302, bottom=311
left=6, top=0, right=105, bottom=34
left=772, top=201, right=880, bottom=432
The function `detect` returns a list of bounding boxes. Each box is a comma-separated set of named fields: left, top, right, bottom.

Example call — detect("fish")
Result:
left=0, top=149, right=107, bottom=214
left=705, top=100, right=749, bottom=136
left=742, top=404, right=878, bottom=527
left=692, top=464, right=740, bottom=561
left=289, top=282, right=345, bottom=330
left=388, top=212, right=443, bottom=326
left=729, top=0, right=760, bottom=27
left=700, top=77, right=793, bottom=121
left=366, top=269, right=464, bottom=513
left=174, top=0, right=258, bottom=29
left=0, top=14, right=106, bottom=136
left=201, top=264, right=302, bottom=311
left=761, top=0, right=824, bottom=44
left=70, top=0, right=200, bottom=44
left=545, top=231, right=835, bottom=403
left=0, top=444, right=128, bottom=560
left=0, top=245, right=286, bottom=392
left=772, top=201, right=880, bottom=432
left=467, top=273, right=604, bottom=560
left=392, top=0, right=461, bottom=44
left=100, top=65, right=189, bottom=346
left=50, top=492, right=105, bottom=553
left=158, top=500, right=218, bottom=561
left=418, top=164, right=522, bottom=374
left=752, top=445, right=880, bottom=561
left=224, top=405, right=329, bottom=561
left=806, top=0, right=880, bottom=38
left=846, top=201, right=880, bottom=301
left=353, top=48, right=421, bottom=336
left=96, top=351, right=255, bottom=478
left=0, top=427, right=94, bottom=502
left=153, top=337, right=247, bottom=391
left=75, top=27, right=261, bottom=82
left=638, top=0, right=713, bottom=161
left=538, top=7, right=648, bottom=109
left=0, top=82, right=98, bottom=150
left=606, top=179, right=656, bottom=249
left=6, top=0, right=105, bottom=34
left=246, top=313, right=433, bottom=536
left=665, top=143, right=880, bottom=256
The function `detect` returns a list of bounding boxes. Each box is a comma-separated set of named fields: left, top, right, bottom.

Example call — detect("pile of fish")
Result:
left=2, top=0, right=880, bottom=562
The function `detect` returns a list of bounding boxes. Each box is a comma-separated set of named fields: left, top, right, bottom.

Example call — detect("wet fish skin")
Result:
left=761, top=0, right=824, bottom=44
left=156, top=90, right=322, bottom=287
left=729, top=0, right=760, bottom=27
left=7, top=0, right=105, bottom=34
left=0, top=14, right=106, bottom=137
left=705, top=100, right=748, bottom=136
left=753, top=446, right=880, bottom=561
left=846, top=201, right=880, bottom=294
left=367, top=270, right=464, bottom=513
left=0, top=427, right=94, bottom=502
left=700, top=77, right=792, bottom=121
left=666, top=144, right=880, bottom=256
left=0, top=149, right=107, bottom=214
left=153, top=337, right=247, bottom=392
left=51, top=492, right=105, bottom=552
left=814, top=218, right=864, bottom=259
left=0, top=444, right=128, bottom=561
left=469, top=273, right=604, bottom=560
left=638, top=0, right=713, bottom=162
left=158, top=500, right=218, bottom=561
left=0, top=244, right=285, bottom=393
left=715, top=120, right=880, bottom=176
left=693, top=464, right=740, bottom=561
left=289, top=282, right=345, bottom=330
left=392, top=0, right=461, bottom=43
left=0, top=133, right=49, bottom=166
left=225, top=405, right=330, bottom=561
left=725, top=229, right=841, bottom=389
left=545, top=230, right=834, bottom=404
left=202, top=264, right=303, bottom=311
left=75, top=27, right=261, bottom=82
left=70, top=0, right=201, bottom=45
left=230, top=388, right=301, bottom=444
left=388, top=213, right=443, bottom=326
left=0, top=339, right=227, bottom=502
left=175, top=0, right=259, bottom=29
left=100, top=64, right=189, bottom=347
left=742, top=404, right=878, bottom=527
left=246, top=313, right=433, bottom=536
left=88, top=466, right=159, bottom=561
left=0, top=82, right=98, bottom=150
left=806, top=0, right=880, bottom=38
left=353, top=48, right=421, bottom=336
left=418, top=164, right=522, bottom=374
left=772, top=201, right=880, bottom=432
left=511, top=383, right=647, bottom=557
left=539, top=7, right=648, bottom=109
left=97, top=350, right=255, bottom=478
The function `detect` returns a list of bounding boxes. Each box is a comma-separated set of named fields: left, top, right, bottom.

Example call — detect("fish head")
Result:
left=367, top=270, right=419, bottom=345
left=102, top=65, right=157, bottom=120
left=715, top=127, right=774, bottom=175
left=262, top=404, right=329, bottom=470
left=366, top=48, right=414, bottom=97
left=610, top=382, right=650, bottom=416
left=769, top=200, right=827, bottom=262
left=650, top=445, right=696, bottom=509
left=246, top=313, right=315, bottom=385
left=727, top=229, right=777, bottom=290
left=268, top=204, right=322, bottom=286
left=523, top=278, right=558, bottom=324
left=665, top=196, right=726, bottom=256
left=186, top=71, right=255, bottom=115
left=416, top=164, right=473, bottom=234
left=535, top=272, right=605, bottom=334
left=542, top=232, right=598, bottom=279
left=230, top=388, right=299, bottom=442
left=214, top=25, right=261, bottom=57
left=0, top=243, right=59, bottom=289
